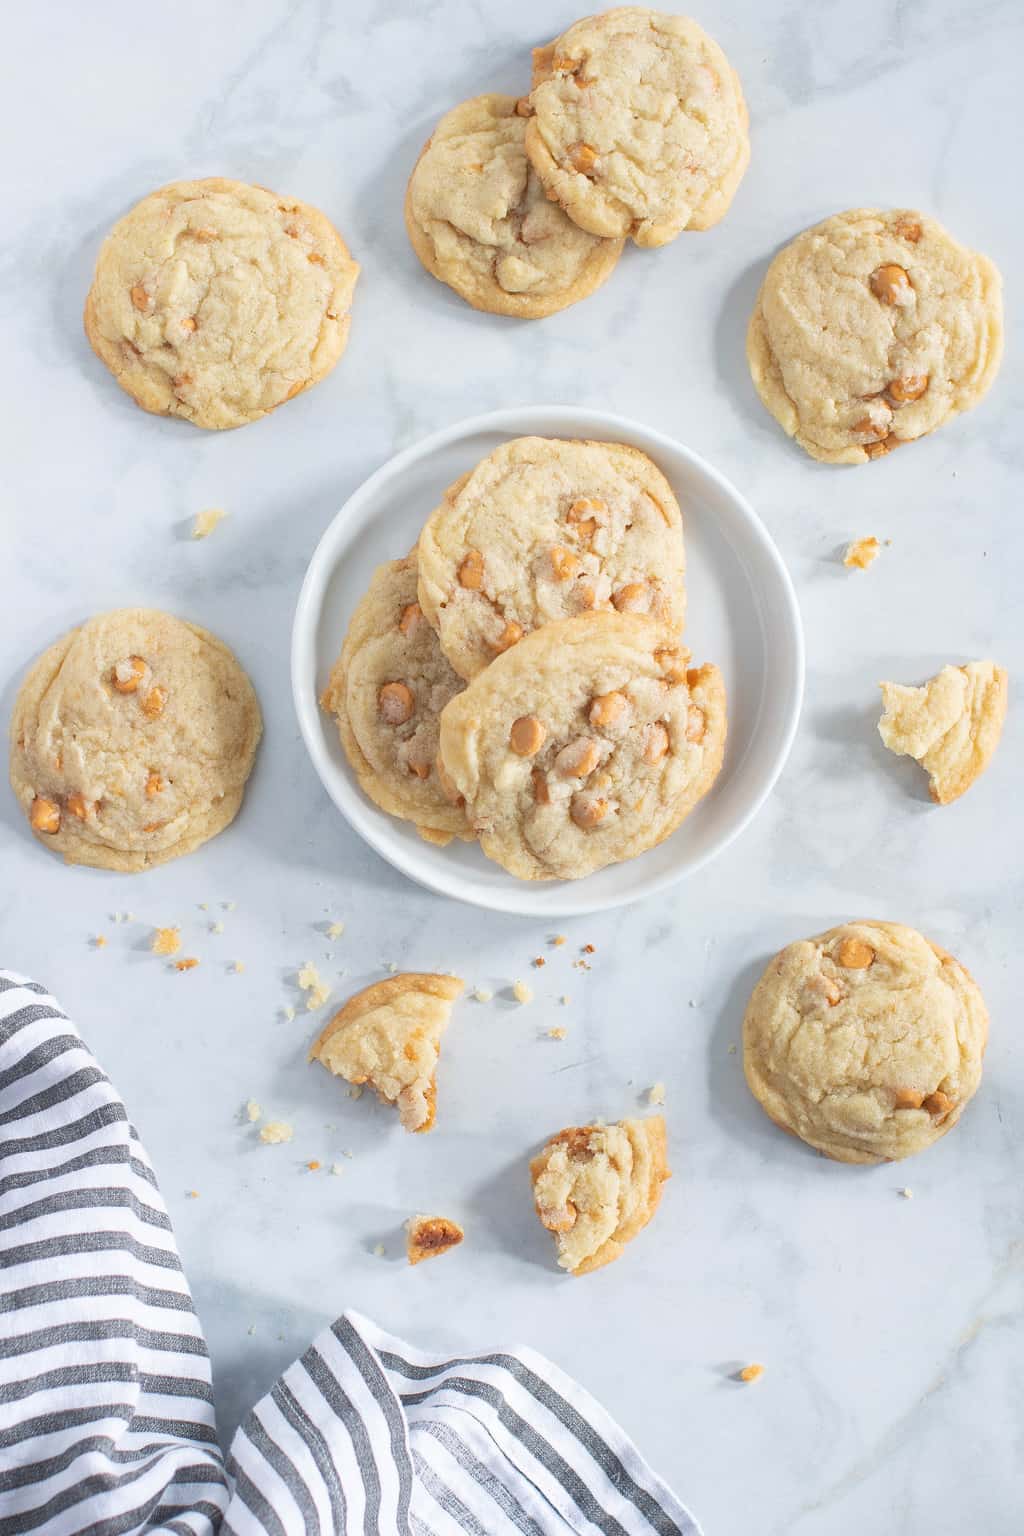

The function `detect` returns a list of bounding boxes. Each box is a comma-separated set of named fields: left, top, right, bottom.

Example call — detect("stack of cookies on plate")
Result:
left=322, top=434, right=726, bottom=882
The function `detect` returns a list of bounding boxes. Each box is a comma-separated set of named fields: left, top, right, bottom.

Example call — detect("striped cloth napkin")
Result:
left=0, top=970, right=698, bottom=1536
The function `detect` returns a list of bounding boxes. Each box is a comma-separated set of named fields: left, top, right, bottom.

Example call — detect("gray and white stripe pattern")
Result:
left=0, top=972, right=698, bottom=1535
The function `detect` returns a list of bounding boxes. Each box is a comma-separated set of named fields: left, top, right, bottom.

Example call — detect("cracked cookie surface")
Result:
left=310, top=974, right=464, bottom=1133
left=85, top=177, right=359, bottom=430
left=747, top=208, right=1003, bottom=464
left=530, top=1116, right=669, bottom=1274
left=405, top=93, right=623, bottom=318
left=525, top=8, right=749, bottom=247
left=437, top=612, right=725, bottom=881
left=417, top=437, right=686, bottom=681
left=878, top=660, right=1007, bottom=804
left=743, top=921, right=988, bottom=1164
left=10, top=608, right=262, bottom=871
left=321, top=554, right=471, bottom=846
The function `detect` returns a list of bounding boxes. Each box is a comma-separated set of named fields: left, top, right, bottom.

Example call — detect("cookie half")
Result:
left=406, top=93, right=623, bottom=318
left=437, top=613, right=725, bottom=881
left=878, top=660, right=1007, bottom=804
left=525, top=8, right=749, bottom=247
left=321, top=553, right=471, bottom=846
left=747, top=208, right=1003, bottom=464
left=10, top=608, right=262, bottom=871
left=743, top=922, right=988, bottom=1164
left=417, top=437, right=686, bottom=681
left=85, top=177, right=359, bottom=430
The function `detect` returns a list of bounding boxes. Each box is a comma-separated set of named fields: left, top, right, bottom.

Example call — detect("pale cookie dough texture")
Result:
left=405, top=94, right=623, bottom=318
left=530, top=1116, right=670, bottom=1274
left=309, top=974, right=464, bottom=1134
left=85, top=177, right=359, bottom=430
left=437, top=612, right=725, bottom=882
left=417, top=437, right=686, bottom=681
left=525, top=8, right=749, bottom=248
left=10, top=608, right=262, bottom=872
left=747, top=208, right=1003, bottom=464
left=878, top=660, right=1008, bottom=805
left=743, top=921, right=988, bottom=1164
left=321, top=554, right=471, bottom=846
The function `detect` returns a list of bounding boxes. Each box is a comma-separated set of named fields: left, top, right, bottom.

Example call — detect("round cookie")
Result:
left=405, top=93, right=623, bottom=319
left=417, top=437, right=686, bottom=681
left=437, top=612, right=725, bottom=881
left=84, top=177, right=359, bottom=430
left=321, top=554, right=471, bottom=846
left=525, top=8, right=750, bottom=248
left=743, top=921, right=988, bottom=1164
left=747, top=208, right=1004, bottom=464
left=10, top=609, right=262, bottom=871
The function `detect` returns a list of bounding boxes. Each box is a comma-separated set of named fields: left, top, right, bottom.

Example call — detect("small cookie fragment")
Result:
left=843, top=537, right=880, bottom=571
left=152, top=927, right=181, bottom=956
left=512, top=980, right=533, bottom=1005
left=878, top=660, right=1007, bottom=804
left=406, top=1214, right=465, bottom=1266
left=647, top=1082, right=666, bottom=1106
left=260, top=1121, right=294, bottom=1145
left=738, top=1363, right=764, bottom=1384
left=309, top=974, right=463, bottom=1133
left=530, top=1116, right=670, bottom=1275
left=192, top=508, right=227, bottom=539
left=298, top=961, right=331, bottom=1010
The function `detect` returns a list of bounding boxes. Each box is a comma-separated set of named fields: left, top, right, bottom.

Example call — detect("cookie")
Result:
left=743, top=922, right=988, bottom=1164
left=747, top=208, right=1003, bottom=464
left=878, top=660, right=1007, bottom=805
left=405, top=1215, right=465, bottom=1266
left=530, top=1116, right=670, bottom=1274
left=321, top=554, right=471, bottom=846
left=405, top=94, right=623, bottom=319
left=525, top=8, right=749, bottom=247
left=84, top=177, right=359, bottom=430
left=309, top=974, right=464, bottom=1134
left=10, top=609, right=262, bottom=872
left=437, top=613, right=725, bottom=881
left=417, top=437, right=686, bottom=681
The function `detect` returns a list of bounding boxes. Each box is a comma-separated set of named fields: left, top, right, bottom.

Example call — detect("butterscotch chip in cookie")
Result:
left=417, top=438, right=686, bottom=681
left=742, top=922, right=988, bottom=1164
left=747, top=208, right=1003, bottom=464
left=406, top=1214, right=465, bottom=1266
left=437, top=613, right=725, bottom=881
left=406, top=94, right=623, bottom=318
left=10, top=608, right=262, bottom=871
left=321, top=554, right=472, bottom=845
left=530, top=1116, right=670, bottom=1274
left=525, top=8, right=749, bottom=248
left=85, top=177, right=359, bottom=430
left=309, top=974, right=464, bottom=1134
left=878, top=660, right=1007, bottom=805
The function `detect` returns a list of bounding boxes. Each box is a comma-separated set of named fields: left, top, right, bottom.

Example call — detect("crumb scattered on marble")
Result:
left=223, top=901, right=236, bottom=912
left=124, top=912, right=135, bottom=922
left=473, top=987, right=493, bottom=1003
left=512, top=980, right=533, bottom=1005
left=260, top=1121, right=294, bottom=1145
left=573, top=958, right=591, bottom=972
left=210, top=921, right=224, bottom=935
left=547, top=1027, right=567, bottom=1041
left=688, top=999, right=698, bottom=1009
left=727, top=1043, right=737, bottom=1055
left=738, top=1363, right=764, bottom=1384
left=348, top=1086, right=363, bottom=1100
left=560, top=994, right=570, bottom=1006
left=186, top=1190, right=200, bottom=1199
left=843, top=536, right=880, bottom=571
left=231, top=961, right=244, bottom=974
left=373, top=1243, right=386, bottom=1258
left=192, top=507, right=227, bottom=539
left=899, top=1187, right=914, bottom=1200
left=152, top=927, right=181, bottom=957
left=582, top=943, right=595, bottom=955
left=329, top=1162, right=345, bottom=1177
left=247, top=1325, right=256, bottom=1336
left=283, top=1005, right=296, bottom=1023
left=552, top=935, right=567, bottom=947
left=198, top=903, right=208, bottom=912
left=327, top=921, right=345, bottom=940
left=306, top=1160, right=321, bottom=1172
left=245, top=1099, right=262, bottom=1123
left=298, top=962, right=330, bottom=1010
left=93, top=935, right=107, bottom=949
left=175, top=958, right=199, bottom=972
left=386, top=961, right=398, bottom=974
left=533, top=956, right=546, bottom=968
left=648, top=1082, right=666, bottom=1106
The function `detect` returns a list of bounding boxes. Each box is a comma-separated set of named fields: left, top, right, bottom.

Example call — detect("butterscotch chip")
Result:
left=113, top=656, right=147, bottom=694
left=510, top=716, right=546, bottom=756
left=378, top=681, right=415, bottom=726
left=406, top=1214, right=465, bottom=1266
left=738, top=1364, right=764, bottom=1384
left=310, top=974, right=463, bottom=1134
left=492, top=620, right=523, bottom=653
left=869, top=263, right=913, bottom=306
left=589, top=691, right=627, bottom=728
left=85, top=178, right=359, bottom=430
left=570, top=793, right=608, bottom=829
left=140, top=686, right=167, bottom=720
left=878, top=660, right=1008, bottom=804
left=66, top=792, right=91, bottom=821
left=30, top=797, right=61, bottom=834
left=743, top=922, right=988, bottom=1164
left=398, top=602, right=422, bottom=636
left=887, top=373, right=928, bottom=404
left=611, top=582, right=649, bottom=614
left=555, top=737, right=601, bottom=777
left=530, top=1116, right=670, bottom=1274
left=458, top=550, right=485, bottom=590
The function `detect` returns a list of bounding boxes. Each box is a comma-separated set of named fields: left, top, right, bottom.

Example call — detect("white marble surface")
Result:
left=1, top=2, right=1022, bottom=1531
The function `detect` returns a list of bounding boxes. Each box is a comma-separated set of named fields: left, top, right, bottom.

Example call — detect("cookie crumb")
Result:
left=372, top=1243, right=386, bottom=1258
left=283, top=1005, right=296, bottom=1023
left=843, top=536, right=880, bottom=571
left=326, top=921, right=345, bottom=940
left=306, top=1160, right=321, bottom=1172
left=533, top=956, right=546, bottom=968
left=688, top=999, right=698, bottom=1009
left=186, top=1189, right=200, bottom=1200
left=899, top=1187, right=914, bottom=1200
left=298, top=961, right=330, bottom=1010
left=210, top=920, right=224, bottom=935
left=648, top=1082, right=666, bottom=1106
left=582, top=943, right=595, bottom=955
left=512, top=980, right=533, bottom=1005
left=198, top=903, right=209, bottom=912
left=473, top=987, right=493, bottom=1003
left=386, top=961, right=398, bottom=974
left=245, top=1099, right=262, bottom=1123
left=223, top=901, right=236, bottom=912
left=192, top=507, right=227, bottom=539
left=247, top=1325, right=256, bottom=1336
left=560, top=994, right=570, bottom=1006
left=547, top=1027, right=567, bottom=1041
left=151, top=926, right=181, bottom=957
left=348, top=1086, right=363, bottom=1100
left=93, top=935, right=107, bottom=949
left=552, top=934, right=567, bottom=947
left=175, top=958, right=199, bottom=972
left=406, top=1214, right=465, bottom=1266
left=231, top=961, right=244, bottom=974
left=259, top=1121, right=294, bottom=1145
left=727, top=1043, right=737, bottom=1055
left=329, top=1162, right=345, bottom=1177
left=738, top=1363, right=764, bottom=1384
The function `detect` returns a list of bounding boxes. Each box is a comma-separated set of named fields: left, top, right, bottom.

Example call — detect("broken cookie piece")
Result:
left=406, top=1214, right=465, bottom=1266
left=309, top=973, right=463, bottom=1133
left=529, top=1116, right=670, bottom=1275
left=878, top=660, right=1007, bottom=804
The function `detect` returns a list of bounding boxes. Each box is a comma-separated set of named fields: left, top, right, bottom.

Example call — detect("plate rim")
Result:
left=290, top=404, right=805, bottom=916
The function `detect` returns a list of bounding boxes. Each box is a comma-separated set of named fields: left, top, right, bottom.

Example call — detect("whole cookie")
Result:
left=85, top=178, right=359, bottom=430
left=747, top=208, right=1003, bottom=464
left=743, top=922, right=988, bottom=1164
left=437, top=613, right=725, bottom=881
left=417, top=437, right=686, bottom=681
left=405, top=94, right=623, bottom=318
left=320, top=554, right=471, bottom=846
left=10, top=609, right=262, bottom=871
left=525, top=8, right=749, bottom=247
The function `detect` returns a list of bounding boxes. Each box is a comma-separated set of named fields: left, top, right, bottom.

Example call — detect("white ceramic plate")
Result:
left=292, top=407, right=803, bottom=916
